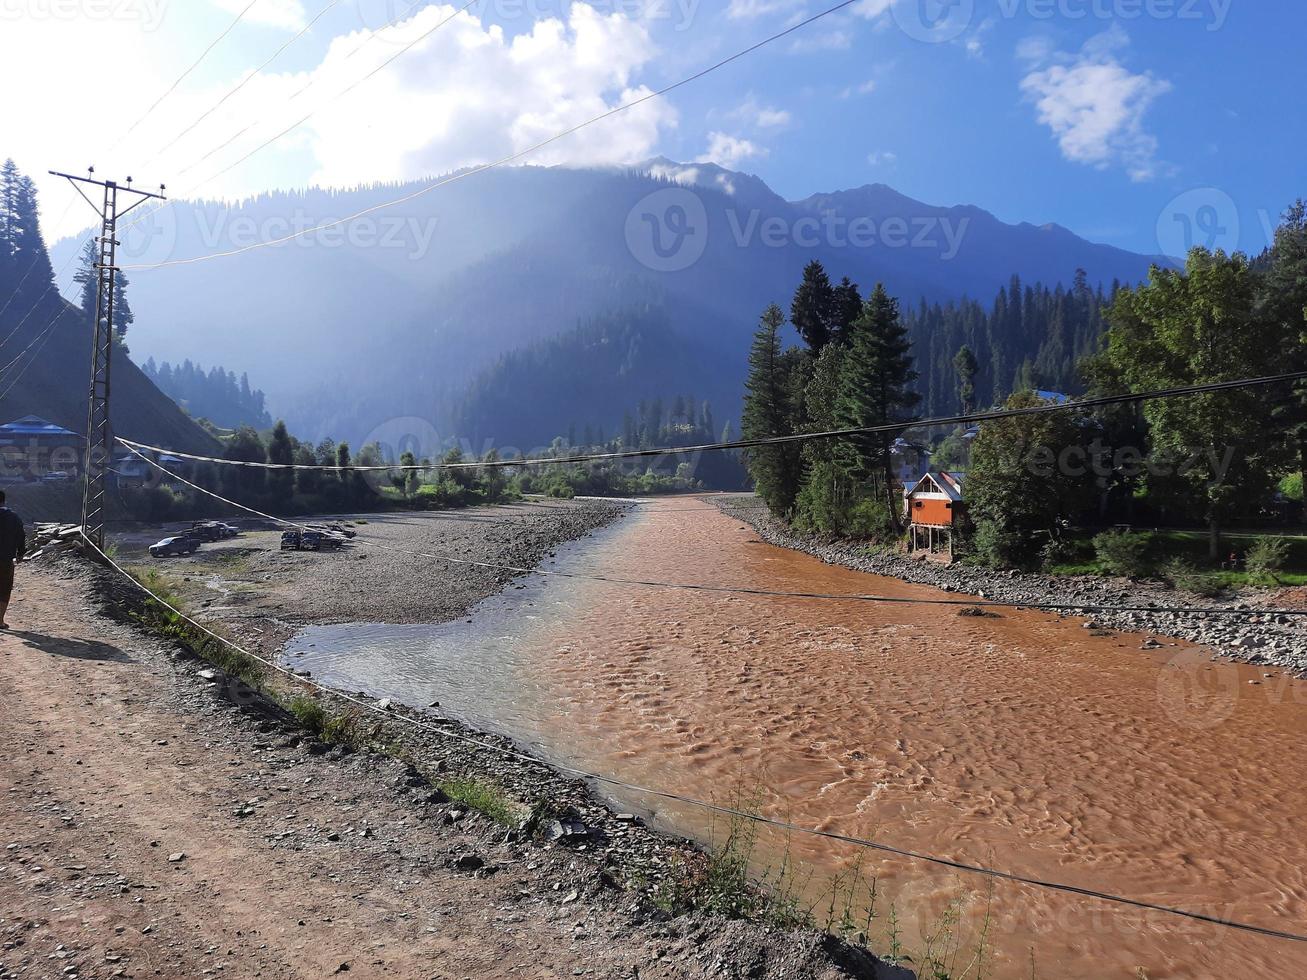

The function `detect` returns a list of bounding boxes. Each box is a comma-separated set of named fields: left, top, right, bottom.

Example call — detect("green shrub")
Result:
left=974, top=519, right=1030, bottom=568
left=287, top=694, right=327, bottom=736
left=1161, top=557, right=1224, bottom=597
left=1246, top=536, right=1290, bottom=584
left=1282, top=473, right=1303, bottom=502
left=1039, top=536, right=1081, bottom=569
left=1093, top=530, right=1152, bottom=578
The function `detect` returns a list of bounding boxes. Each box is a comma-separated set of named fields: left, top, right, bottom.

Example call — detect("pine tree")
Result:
left=790, top=260, right=835, bottom=352
left=266, top=421, right=295, bottom=500
left=741, top=304, right=801, bottom=513
left=831, top=276, right=862, bottom=345
left=74, top=240, right=99, bottom=324
left=836, top=284, right=921, bottom=531
left=953, top=345, right=978, bottom=415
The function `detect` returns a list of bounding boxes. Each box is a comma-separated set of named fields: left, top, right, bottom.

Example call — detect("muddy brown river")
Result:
left=285, top=497, right=1307, bottom=978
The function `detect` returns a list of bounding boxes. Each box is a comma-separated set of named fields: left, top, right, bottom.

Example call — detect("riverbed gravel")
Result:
left=715, top=498, right=1307, bottom=673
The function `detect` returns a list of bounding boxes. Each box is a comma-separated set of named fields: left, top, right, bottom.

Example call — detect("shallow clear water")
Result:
left=284, top=497, right=1307, bottom=979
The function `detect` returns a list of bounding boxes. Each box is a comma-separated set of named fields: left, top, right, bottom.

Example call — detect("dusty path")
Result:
left=0, top=565, right=900, bottom=980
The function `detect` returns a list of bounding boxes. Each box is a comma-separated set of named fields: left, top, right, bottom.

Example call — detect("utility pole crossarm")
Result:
left=50, top=167, right=166, bottom=550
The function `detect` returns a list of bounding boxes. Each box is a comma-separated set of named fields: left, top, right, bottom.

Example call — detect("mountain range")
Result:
left=52, top=159, right=1171, bottom=452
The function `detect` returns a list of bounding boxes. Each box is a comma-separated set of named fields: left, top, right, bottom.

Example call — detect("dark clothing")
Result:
left=0, top=560, right=12, bottom=603
left=0, top=507, right=24, bottom=562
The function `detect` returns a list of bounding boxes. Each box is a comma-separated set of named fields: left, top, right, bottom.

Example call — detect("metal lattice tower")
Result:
left=50, top=169, right=166, bottom=550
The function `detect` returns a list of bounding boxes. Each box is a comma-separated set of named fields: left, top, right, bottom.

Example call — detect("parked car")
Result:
left=190, top=520, right=238, bottom=541
left=299, top=529, right=345, bottom=551
left=149, top=535, right=199, bottom=558
left=280, top=528, right=345, bottom=551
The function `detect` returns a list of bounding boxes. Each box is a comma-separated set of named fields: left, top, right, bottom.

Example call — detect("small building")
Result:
left=0, top=415, right=82, bottom=481
left=890, top=437, right=931, bottom=487
left=904, top=471, right=965, bottom=560
left=110, top=449, right=188, bottom=487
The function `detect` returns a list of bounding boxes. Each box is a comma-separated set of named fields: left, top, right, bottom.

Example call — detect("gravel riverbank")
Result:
left=715, top=497, right=1307, bottom=673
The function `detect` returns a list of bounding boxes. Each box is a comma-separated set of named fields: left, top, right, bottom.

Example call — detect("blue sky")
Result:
left=3, top=0, right=1302, bottom=257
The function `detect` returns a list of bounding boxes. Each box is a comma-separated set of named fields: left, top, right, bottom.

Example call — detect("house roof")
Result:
left=906, top=471, right=964, bottom=501
left=0, top=415, right=78, bottom=438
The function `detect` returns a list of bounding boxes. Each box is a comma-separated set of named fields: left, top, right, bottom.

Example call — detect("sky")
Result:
left=1, top=0, right=1303, bottom=259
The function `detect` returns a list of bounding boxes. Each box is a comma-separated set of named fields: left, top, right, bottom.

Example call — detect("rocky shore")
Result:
left=715, top=497, right=1307, bottom=673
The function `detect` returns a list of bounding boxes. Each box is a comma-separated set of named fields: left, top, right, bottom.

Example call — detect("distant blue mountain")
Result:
left=51, top=161, right=1169, bottom=447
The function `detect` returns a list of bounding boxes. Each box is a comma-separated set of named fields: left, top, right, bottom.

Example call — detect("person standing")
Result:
left=0, top=491, right=25, bottom=629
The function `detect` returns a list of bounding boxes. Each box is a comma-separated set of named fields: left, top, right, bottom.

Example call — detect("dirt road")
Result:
left=0, top=563, right=899, bottom=980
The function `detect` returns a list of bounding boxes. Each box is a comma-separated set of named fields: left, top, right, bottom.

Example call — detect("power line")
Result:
left=113, top=0, right=456, bottom=238
left=118, top=368, right=1307, bottom=473
left=0, top=195, right=75, bottom=323
left=121, top=0, right=866, bottom=271
left=0, top=309, right=62, bottom=401
left=78, top=530, right=1307, bottom=947
left=140, top=0, right=347, bottom=170
left=186, top=0, right=482, bottom=190
left=115, top=441, right=1307, bottom=618
left=110, top=0, right=262, bottom=153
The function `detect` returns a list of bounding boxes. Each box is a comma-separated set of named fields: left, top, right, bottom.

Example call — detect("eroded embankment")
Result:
left=715, top=497, right=1307, bottom=671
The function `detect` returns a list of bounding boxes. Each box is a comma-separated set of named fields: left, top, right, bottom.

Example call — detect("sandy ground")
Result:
left=109, top=499, right=628, bottom=656
left=0, top=528, right=906, bottom=980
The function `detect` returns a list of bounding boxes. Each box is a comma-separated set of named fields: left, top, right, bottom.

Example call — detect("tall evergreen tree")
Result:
left=266, top=420, right=295, bottom=500
left=835, top=284, right=921, bottom=530
left=831, top=276, right=863, bottom=345
left=953, top=344, right=978, bottom=415
left=742, top=304, right=801, bottom=513
left=790, top=260, right=835, bottom=352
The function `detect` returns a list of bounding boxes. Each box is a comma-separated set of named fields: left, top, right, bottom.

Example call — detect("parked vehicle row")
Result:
left=147, top=521, right=240, bottom=558
left=280, top=528, right=347, bottom=551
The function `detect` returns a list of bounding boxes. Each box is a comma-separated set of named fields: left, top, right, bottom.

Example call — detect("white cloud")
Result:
left=866, top=150, right=897, bottom=166
left=4, top=3, right=677, bottom=245
left=211, top=0, right=307, bottom=31
left=839, top=78, right=878, bottom=98
left=1019, top=26, right=1172, bottom=181
left=697, top=132, right=767, bottom=168
left=274, top=5, right=675, bottom=191
left=727, top=0, right=806, bottom=19
left=730, top=96, right=791, bottom=129
left=851, top=0, right=893, bottom=17
left=790, top=29, right=852, bottom=52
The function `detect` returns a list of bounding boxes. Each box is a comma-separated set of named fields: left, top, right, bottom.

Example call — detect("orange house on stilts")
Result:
left=904, top=471, right=965, bottom=561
